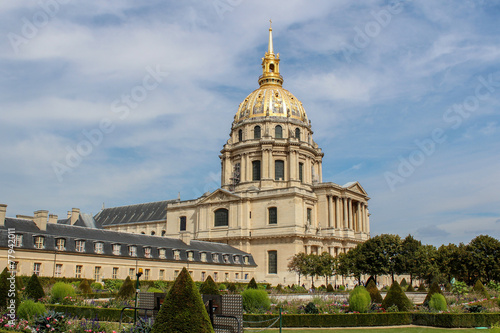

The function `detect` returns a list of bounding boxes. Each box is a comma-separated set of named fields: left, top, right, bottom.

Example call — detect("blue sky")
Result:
left=1, top=1, right=499, bottom=246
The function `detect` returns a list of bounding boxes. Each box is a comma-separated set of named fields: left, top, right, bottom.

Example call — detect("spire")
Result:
left=268, top=19, right=274, bottom=55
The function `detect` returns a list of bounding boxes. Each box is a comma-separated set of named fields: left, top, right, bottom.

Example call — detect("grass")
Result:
left=244, top=327, right=489, bottom=332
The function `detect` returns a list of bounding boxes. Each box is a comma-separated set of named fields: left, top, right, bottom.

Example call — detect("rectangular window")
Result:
left=307, top=208, right=312, bottom=225
left=33, top=263, right=41, bottom=276
left=187, top=251, right=194, bottom=261
left=275, top=160, right=284, bottom=180
left=144, top=269, right=150, bottom=280
left=10, top=261, right=18, bottom=272
left=252, top=160, right=261, bottom=181
left=200, top=252, right=207, bottom=262
left=129, top=268, right=135, bottom=277
left=299, top=162, right=304, bottom=182
left=180, top=216, right=186, bottom=231
left=268, top=250, right=278, bottom=274
left=159, top=248, right=166, bottom=259
left=76, top=240, right=85, bottom=252
left=55, top=264, right=62, bottom=277
left=235, top=272, right=239, bottom=280
left=94, top=242, right=103, bottom=254
left=174, top=270, right=179, bottom=278
left=112, top=267, right=119, bottom=279
left=213, top=272, right=218, bottom=282
left=94, top=266, right=101, bottom=282
left=223, top=254, right=230, bottom=263
left=173, top=250, right=180, bottom=260
left=129, top=246, right=137, bottom=257
left=214, top=209, right=229, bottom=227
left=159, top=269, right=164, bottom=280
left=225, top=272, right=229, bottom=281
left=268, top=207, right=277, bottom=224
left=244, top=256, right=249, bottom=265
left=212, top=253, right=219, bottom=263
left=56, top=238, right=66, bottom=251
left=201, top=271, right=206, bottom=281
left=14, top=234, right=23, bottom=247
left=34, top=236, right=45, bottom=249
left=113, top=244, right=121, bottom=256
left=244, top=273, right=249, bottom=280
left=144, top=247, right=152, bottom=258
left=233, top=255, right=240, bottom=264
left=75, top=265, right=82, bottom=278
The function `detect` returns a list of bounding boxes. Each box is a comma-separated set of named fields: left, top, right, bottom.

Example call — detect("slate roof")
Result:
left=0, top=218, right=256, bottom=266
left=94, top=200, right=178, bottom=227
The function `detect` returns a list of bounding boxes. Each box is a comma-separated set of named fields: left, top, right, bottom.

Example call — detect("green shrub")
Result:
left=304, top=302, right=318, bottom=314
left=51, top=282, right=76, bottom=302
left=472, top=280, right=489, bottom=299
left=326, top=284, right=334, bottom=292
left=26, top=274, right=45, bottom=300
left=218, top=283, right=227, bottom=291
left=17, top=300, right=46, bottom=319
left=242, top=289, right=271, bottom=313
left=382, top=281, right=413, bottom=312
left=366, top=280, right=383, bottom=303
left=152, top=267, right=213, bottom=333
left=147, top=287, right=164, bottom=293
left=452, top=280, right=469, bottom=295
left=227, top=283, right=237, bottom=293
left=0, top=268, right=9, bottom=309
left=247, top=277, right=258, bottom=289
left=406, top=284, right=415, bottom=292
left=91, top=282, right=103, bottom=290
left=338, top=285, right=345, bottom=291
left=349, top=286, right=371, bottom=313
left=400, top=278, right=408, bottom=289
left=429, top=293, right=447, bottom=312
left=199, top=275, right=220, bottom=295
left=103, top=279, right=123, bottom=291
left=78, top=279, right=92, bottom=295
left=117, top=276, right=135, bottom=299
left=417, top=284, right=426, bottom=292
left=445, top=282, right=452, bottom=292
left=34, top=310, right=67, bottom=332
left=424, top=281, right=443, bottom=306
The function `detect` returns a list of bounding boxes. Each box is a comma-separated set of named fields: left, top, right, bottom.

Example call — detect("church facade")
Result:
left=100, top=26, right=370, bottom=286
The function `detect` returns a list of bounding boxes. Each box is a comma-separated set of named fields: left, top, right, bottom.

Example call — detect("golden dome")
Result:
left=234, top=22, right=308, bottom=124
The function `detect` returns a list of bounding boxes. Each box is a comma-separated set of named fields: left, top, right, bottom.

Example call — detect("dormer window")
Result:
left=244, top=256, right=249, bottom=265
left=212, top=253, right=219, bottom=263
left=159, top=248, right=166, bottom=259
left=94, top=242, right=103, bottom=254
left=56, top=238, right=66, bottom=251
left=200, top=252, right=207, bottom=262
left=34, top=236, right=45, bottom=249
left=75, top=240, right=85, bottom=253
left=187, top=251, right=194, bottom=261
left=234, top=255, right=240, bottom=264
left=173, top=250, right=180, bottom=260
left=129, top=246, right=137, bottom=257
left=14, top=234, right=23, bottom=247
left=112, top=244, right=121, bottom=256
left=144, top=247, right=152, bottom=258
left=223, top=254, right=230, bottom=264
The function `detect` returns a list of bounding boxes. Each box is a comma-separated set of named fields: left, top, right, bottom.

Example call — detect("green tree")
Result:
left=467, top=235, right=500, bottom=283
left=337, top=247, right=364, bottom=285
left=414, top=244, right=440, bottom=285
left=287, top=252, right=308, bottom=286
left=396, top=235, right=422, bottom=285
left=26, top=274, right=45, bottom=300
left=382, top=281, right=412, bottom=311
left=358, top=234, right=402, bottom=283
left=152, top=267, right=213, bottom=333
left=199, top=276, right=220, bottom=295
left=0, top=267, right=9, bottom=309
left=318, top=252, right=336, bottom=286
left=117, top=276, right=135, bottom=299
left=424, top=281, right=443, bottom=306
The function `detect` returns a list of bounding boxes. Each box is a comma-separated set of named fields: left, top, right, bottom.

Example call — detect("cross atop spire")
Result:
left=268, top=19, right=274, bottom=55
left=259, top=22, right=282, bottom=87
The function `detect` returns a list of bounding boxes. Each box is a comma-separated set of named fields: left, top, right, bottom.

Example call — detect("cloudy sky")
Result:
left=1, top=1, right=499, bottom=247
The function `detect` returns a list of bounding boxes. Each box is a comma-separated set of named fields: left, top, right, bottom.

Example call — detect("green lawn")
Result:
left=244, top=327, right=490, bottom=332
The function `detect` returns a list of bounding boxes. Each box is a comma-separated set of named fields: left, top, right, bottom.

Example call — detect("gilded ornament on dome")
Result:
left=253, top=91, right=265, bottom=114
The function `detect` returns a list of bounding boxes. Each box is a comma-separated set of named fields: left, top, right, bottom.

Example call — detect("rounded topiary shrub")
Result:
left=26, top=274, right=45, bottom=300
left=17, top=300, right=46, bottom=319
left=429, top=293, right=447, bottom=312
left=147, top=287, right=164, bottom=293
left=247, top=277, right=258, bottom=289
left=51, top=282, right=76, bottom=302
left=117, top=276, right=135, bottom=299
left=366, top=280, right=383, bottom=303
left=242, top=288, right=271, bottom=313
left=326, top=284, right=334, bottom=292
left=304, top=302, right=319, bottom=314
left=382, top=281, right=413, bottom=312
left=348, top=286, right=371, bottom=313
left=152, top=267, right=213, bottom=333
left=78, top=279, right=92, bottom=295
left=199, top=275, right=220, bottom=295
left=424, top=281, right=443, bottom=306
left=91, top=282, right=103, bottom=290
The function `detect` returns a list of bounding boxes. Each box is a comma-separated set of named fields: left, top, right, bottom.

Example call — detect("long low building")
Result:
left=0, top=205, right=256, bottom=283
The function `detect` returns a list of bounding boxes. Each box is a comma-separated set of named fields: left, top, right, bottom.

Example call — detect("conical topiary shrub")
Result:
left=366, top=280, right=383, bottom=303
left=472, top=280, right=489, bottom=299
left=199, top=275, right=220, bottom=295
left=406, top=284, right=415, bottom=292
left=78, top=279, right=92, bottom=295
left=152, top=267, right=214, bottom=333
left=381, top=281, right=413, bottom=312
left=417, top=284, right=426, bottom=292
left=117, top=276, right=135, bottom=299
left=424, top=281, right=443, bottom=306
left=400, top=278, right=408, bottom=289
left=247, top=277, right=258, bottom=289
left=0, top=268, right=9, bottom=308
left=26, top=274, right=45, bottom=300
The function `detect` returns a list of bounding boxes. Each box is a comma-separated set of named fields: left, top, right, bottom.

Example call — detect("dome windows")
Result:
left=254, top=126, right=261, bottom=139
left=252, top=160, right=261, bottom=181
left=238, top=129, right=243, bottom=142
left=275, top=125, right=282, bottom=138
left=295, top=128, right=301, bottom=140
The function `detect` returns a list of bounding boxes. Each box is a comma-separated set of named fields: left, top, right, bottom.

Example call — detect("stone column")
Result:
left=348, top=199, right=353, bottom=229
left=335, top=197, right=340, bottom=229
left=328, top=195, right=334, bottom=228
left=343, top=197, right=347, bottom=229
left=262, top=149, right=269, bottom=179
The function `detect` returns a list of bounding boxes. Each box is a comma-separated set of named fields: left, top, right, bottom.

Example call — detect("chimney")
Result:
left=67, top=211, right=72, bottom=219
left=70, top=208, right=80, bottom=225
left=0, top=204, right=6, bottom=227
left=48, top=214, right=58, bottom=224
left=34, top=210, right=48, bottom=231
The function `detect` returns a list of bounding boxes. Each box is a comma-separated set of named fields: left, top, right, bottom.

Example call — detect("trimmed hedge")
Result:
left=244, top=313, right=500, bottom=328
left=45, top=304, right=135, bottom=322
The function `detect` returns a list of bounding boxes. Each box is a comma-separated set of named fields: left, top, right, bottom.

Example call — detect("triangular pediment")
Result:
left=198, top=188, right=241, bottom=204
left=343, top=182, right=368, bottom=195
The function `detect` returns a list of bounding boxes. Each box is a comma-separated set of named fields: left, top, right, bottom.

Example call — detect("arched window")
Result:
left=214, top=208, right=229, bottom=227
left=254, top=125, right=261, bottom=139
left=268, top=250, right=277, bottom=274
left=180, top=216, right=186, bottom=231
left=295, top=128, right=301, bottom=140
left=268, top=207, right=277, bottom=224
left=298, top=162, right=304, bottom=182
left=161, top=230, right=166, bottom=236
left=150, top=231, right=155, bottom=235
left=252, top=160, right=261, bottom=181
left=269, top=64, right=274, bottom=72
left=238, top=129, right=243, bottom=142
left=275, top=125, right=282, bottom=138
left=275, top=160, right=284, bottom=180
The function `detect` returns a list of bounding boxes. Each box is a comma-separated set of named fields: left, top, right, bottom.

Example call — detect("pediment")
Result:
left=343, top=182, right=368, bottom=195
left=198, top=188, right=240, bottom=204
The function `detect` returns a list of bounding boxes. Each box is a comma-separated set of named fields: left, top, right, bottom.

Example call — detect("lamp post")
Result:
left=134, top=268, right=143, bottom=325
